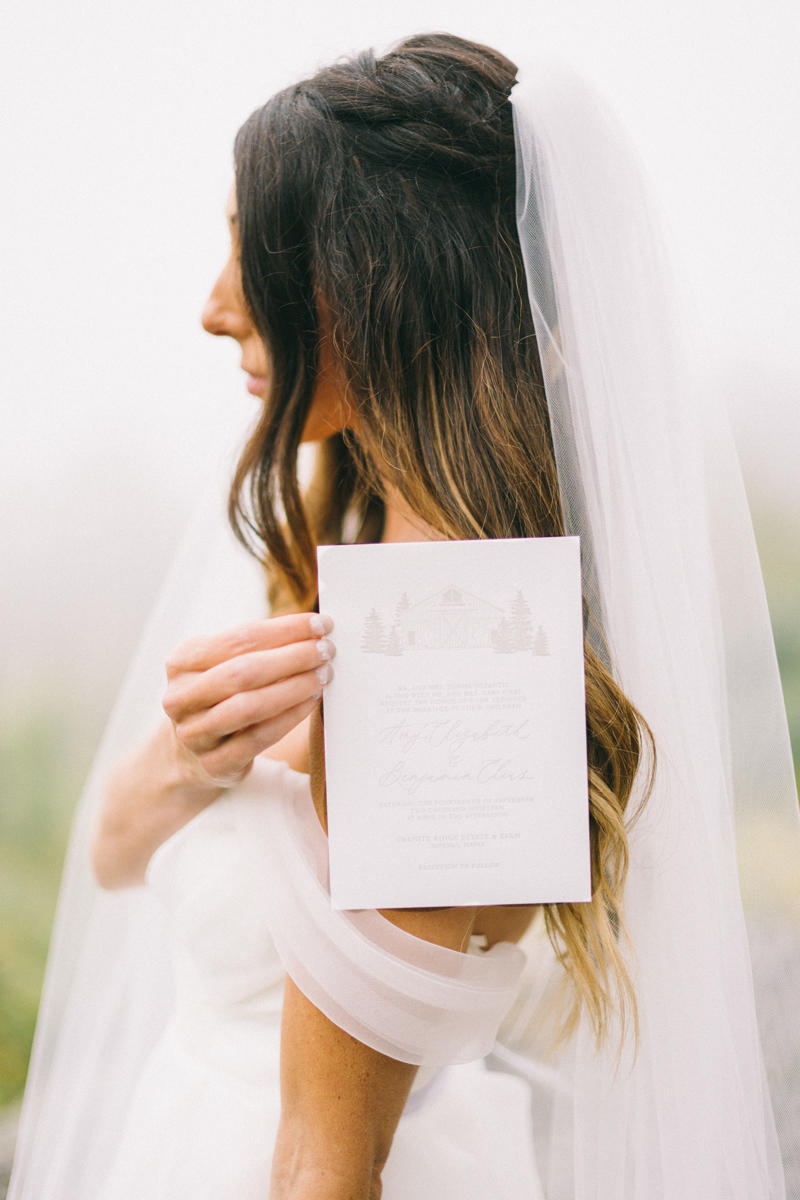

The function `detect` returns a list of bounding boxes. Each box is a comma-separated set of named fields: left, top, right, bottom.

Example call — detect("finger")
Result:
left=177, top=663, right=333, bottom=753
left=165, top=612, right=334, bottom=677
left=195, top=694, right=322, bottom=784
left=164, top=637, right=336, bottom=721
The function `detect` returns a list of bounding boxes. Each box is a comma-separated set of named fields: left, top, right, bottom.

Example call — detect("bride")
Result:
left=10, top=32, right=799, bottom=1200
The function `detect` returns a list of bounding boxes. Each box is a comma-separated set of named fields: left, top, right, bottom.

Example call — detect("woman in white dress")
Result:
left=10, top=32, right=800, bottom=1200
left=92, top=34, right=627, bottom=1198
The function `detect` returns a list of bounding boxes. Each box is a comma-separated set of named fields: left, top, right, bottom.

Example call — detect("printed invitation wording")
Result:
left=317, top=537, right=590, bottom=910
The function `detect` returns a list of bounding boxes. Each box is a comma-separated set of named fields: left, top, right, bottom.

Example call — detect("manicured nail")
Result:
left=316, top=638, right=336, bottom=663
left=311, top=689, right=323, bottom=701
left=310, top=614, right=334, bottom=636
left=315, top=663, right=333, bottom=686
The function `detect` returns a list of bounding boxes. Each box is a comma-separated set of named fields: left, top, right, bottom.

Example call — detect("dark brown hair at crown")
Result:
left=230, top=32, right=653, bottom=1048
left=232, top=34, right=559, bottom=599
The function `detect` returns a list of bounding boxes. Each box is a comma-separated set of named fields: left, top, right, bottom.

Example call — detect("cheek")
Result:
left=253, top=339, right=270, bottom=376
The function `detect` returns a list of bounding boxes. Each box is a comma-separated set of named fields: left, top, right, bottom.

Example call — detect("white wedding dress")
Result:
left=95, top=763, right=544, bottom=1200
left=11, top=66, right=799, bottom=1200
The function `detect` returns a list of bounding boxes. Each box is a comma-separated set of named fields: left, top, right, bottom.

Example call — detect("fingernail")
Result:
left=310, top=614, right=334, bottom=636
left=315, top=638, right=336, bottom=663
left=311, top=689, right=323, bottom=701
left=315, top=663, right=333, bottom=686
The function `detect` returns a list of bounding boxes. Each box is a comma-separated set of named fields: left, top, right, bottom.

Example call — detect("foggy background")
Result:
left=2, top=0, right=799, bottom=725
left=1, top=0, right=798, bottom=1161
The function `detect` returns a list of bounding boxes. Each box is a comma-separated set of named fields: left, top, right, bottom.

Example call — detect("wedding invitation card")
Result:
left=317, top=537, right=590, bottom=910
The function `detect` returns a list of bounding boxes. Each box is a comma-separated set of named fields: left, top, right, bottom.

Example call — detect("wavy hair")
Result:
left=231, top=32, right=654, bottom=1047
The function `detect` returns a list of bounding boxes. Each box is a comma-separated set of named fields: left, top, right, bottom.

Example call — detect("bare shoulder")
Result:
left=473, top=905, right=539, bottom=948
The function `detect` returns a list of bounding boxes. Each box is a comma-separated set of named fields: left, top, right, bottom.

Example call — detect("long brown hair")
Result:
left=231, top=33, right=653, bottom=1047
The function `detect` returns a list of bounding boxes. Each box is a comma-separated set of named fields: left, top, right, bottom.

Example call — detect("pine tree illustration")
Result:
left=531, top=625, right=550, bottom=656
left=361, top=608, right=387, bottom=653
left=395, top=592, right=412, bottom=621
left=493, top=617, right=515, bottom=654
left=385, top=625, right=402, bottom=656
left=510, top=589, right=534, bottom=651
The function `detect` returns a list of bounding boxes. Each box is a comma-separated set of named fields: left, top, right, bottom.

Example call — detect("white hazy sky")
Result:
left=1, top=0, right=799, bottom=717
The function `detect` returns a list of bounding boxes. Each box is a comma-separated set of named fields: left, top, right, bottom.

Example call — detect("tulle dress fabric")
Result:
left=246, top=758, right=525, bottom=1065
left=10, top=61, right=800, bottom=1200
left=94, top=765, right=543, bottom=1200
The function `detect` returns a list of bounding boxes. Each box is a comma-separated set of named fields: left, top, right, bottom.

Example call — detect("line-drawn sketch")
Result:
left=361, top=608, right=387, bottom=654
left=360, top=586, right=550, bottom=656
left=510, top=590, right=534, bottom=650
left=401, top=586, right=503, bottom=651
left=531, top=624, right=550, bottom=656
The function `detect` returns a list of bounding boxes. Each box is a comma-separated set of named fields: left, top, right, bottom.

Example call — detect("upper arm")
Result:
left=272, top=977, right=417, bottom=1199
left=273, top=705, right=535, bottom=1198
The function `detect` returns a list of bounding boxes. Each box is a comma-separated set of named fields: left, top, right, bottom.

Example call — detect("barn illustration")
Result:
left=361, top=586, right=549, bottom=656
left=399, top=585, right=504, bottom=651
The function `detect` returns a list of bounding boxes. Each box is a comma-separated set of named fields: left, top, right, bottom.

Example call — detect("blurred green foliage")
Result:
left=752, top=506, right=800, bottom=769
left=0, top=506, right=798, bottom=1112
left=0, top=707, right=84, bottom=1106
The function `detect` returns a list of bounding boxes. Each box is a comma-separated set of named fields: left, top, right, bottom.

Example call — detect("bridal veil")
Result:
left=10, top=61, right=800, bottom=1199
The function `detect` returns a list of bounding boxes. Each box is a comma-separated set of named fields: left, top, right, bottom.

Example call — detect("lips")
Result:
left=245, top=374, right=267, bottom=396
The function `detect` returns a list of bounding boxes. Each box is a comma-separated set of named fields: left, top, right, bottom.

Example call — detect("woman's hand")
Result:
left=162, top=612, right=335, bottom=786
left=92, top=612, right=334, bottom=889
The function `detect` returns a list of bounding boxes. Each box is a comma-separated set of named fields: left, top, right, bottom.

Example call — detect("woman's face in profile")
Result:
left=201, top=185, right=350, bottom=443
left=201, top=185, right=269, bottom=399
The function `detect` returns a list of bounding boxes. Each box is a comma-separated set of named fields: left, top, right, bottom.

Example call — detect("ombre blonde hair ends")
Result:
left=230, top=32, right=654, bottom=1049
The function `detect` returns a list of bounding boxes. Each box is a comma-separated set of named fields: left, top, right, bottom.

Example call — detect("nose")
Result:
left=201, top=262, right=251, bottom=341
left=201, top=291, right=230, bottom=337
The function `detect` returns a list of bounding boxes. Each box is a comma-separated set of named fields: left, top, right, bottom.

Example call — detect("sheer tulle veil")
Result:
left=507, top=64, right=800, bottom=1196
left=10, top=60, right=800, bottom=1200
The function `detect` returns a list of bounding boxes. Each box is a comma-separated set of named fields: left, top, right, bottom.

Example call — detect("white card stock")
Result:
left=317, top=537, right=590, bottom=910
